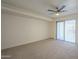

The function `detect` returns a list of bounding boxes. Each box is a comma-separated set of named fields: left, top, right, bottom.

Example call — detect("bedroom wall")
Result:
left=1, top=13, right=51, bottom=49
left=50, top=21, right=56, bottom=39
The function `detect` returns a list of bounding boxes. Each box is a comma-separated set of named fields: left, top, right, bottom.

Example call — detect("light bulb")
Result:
left=56, top=13, right=59, bottom=16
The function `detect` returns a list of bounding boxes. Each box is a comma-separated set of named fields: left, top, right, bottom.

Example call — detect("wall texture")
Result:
left=50, top=21, right=56, bottom=39
left=1, top=13, right=51, bottom=49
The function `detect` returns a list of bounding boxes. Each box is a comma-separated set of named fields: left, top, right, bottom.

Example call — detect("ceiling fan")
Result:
left=48, top=5, right=66, bottom=15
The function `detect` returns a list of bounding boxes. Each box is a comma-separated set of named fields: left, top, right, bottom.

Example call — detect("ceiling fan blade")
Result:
left=58, top=5, right=66, bottom=11
left=60, top=10, right=67, bottom=12
left=56, top=7, right=59, bottom=9
left=48, top=9, right=57, bottom=12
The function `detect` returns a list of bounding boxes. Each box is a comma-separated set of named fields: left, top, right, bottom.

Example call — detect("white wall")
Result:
left=1, top=13, right=51, bottom=49
left=50, top=21, right=56, bottom=39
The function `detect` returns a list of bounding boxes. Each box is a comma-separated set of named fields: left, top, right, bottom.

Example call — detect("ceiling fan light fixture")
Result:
left=56, top=13, right=59, bottom=16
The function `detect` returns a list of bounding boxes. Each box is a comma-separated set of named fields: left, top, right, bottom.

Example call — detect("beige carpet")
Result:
left=2, top=39, right=78, bottom=59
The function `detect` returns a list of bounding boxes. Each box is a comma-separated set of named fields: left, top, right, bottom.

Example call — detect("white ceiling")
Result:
left=2, top=0, right=77, bottom=20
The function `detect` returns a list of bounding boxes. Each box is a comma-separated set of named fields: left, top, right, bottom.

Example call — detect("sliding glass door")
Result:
left=57, top=20, right=76, bottom=43
left=65, top=20, right=76, bottom=43
left=57, top=22, right=64, bottom=40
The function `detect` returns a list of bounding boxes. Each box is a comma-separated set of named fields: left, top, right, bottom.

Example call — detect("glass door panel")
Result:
left=65, top=20, right=76, bottom=43
left=57, top=22, right=64, bottom=40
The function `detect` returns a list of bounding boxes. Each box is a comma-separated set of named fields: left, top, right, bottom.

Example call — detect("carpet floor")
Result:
left=2, top=39, right=78, bottom=59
